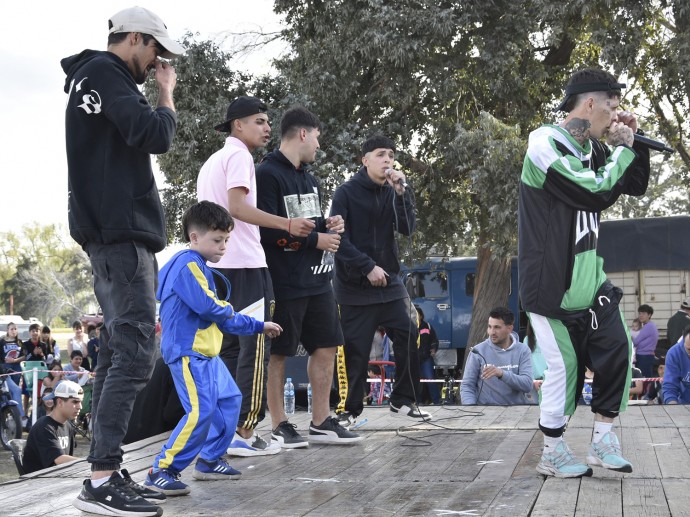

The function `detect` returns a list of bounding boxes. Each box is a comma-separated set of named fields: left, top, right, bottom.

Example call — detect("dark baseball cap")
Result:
left=214, top=96, right=268, bottom=132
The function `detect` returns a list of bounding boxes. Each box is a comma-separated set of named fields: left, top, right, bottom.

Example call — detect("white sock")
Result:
left=592, top=421, right=613, bottom=444
left=91, top=474, right=116, bottom=488
left=543, top=435, right=563, bottom=452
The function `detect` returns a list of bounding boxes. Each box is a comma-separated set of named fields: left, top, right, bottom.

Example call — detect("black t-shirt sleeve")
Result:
left=22, top=418, right=67, bottom=473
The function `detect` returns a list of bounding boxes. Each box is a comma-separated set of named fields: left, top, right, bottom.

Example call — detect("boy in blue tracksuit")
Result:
left=144, top=201, right=282, bottom=496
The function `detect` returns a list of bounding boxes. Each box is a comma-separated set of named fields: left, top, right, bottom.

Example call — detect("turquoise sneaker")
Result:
left=587, top=431, right=633, bottom=473
left=536, top=440, right=593, bottom=478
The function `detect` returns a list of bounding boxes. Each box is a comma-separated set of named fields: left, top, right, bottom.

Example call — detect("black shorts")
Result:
left=271, top=291, right=344, bottom=356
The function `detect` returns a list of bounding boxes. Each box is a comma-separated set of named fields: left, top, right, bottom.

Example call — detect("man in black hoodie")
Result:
left=62, top=6, right=184, bottom=516
left=330, top=135, right=431, bottom=426
left=256, top=107, right=362, bottom=447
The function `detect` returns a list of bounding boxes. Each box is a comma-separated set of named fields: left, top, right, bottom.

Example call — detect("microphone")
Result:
left=471, top=347, right=487, bottom=364
left=633, top=133, right=675, bottom=154
left=385, top=169, right=408, bottom=188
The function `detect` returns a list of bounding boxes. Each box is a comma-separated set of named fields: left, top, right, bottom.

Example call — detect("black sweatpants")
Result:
left=336, top=297, right=421, bottom=417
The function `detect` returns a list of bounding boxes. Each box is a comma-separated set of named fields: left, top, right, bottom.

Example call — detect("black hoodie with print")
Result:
left=256, top=149, right=331, bottom=301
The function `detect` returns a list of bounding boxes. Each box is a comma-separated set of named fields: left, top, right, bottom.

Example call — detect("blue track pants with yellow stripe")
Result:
left=153, top=355, right=241, bottom=473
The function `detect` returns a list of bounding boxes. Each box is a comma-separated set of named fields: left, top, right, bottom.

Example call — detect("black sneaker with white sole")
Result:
left=389, top=402, right=433, bottom=421
left=121, top=469, right=167, bottom=504
left=271, top=421, right=309, bottom=449
left=73, top=472, right=163, bottom=516
left=309, top=416, right=363, bottom=444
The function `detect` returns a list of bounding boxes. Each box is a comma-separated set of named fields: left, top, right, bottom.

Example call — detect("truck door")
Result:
left=405, top=270, right=452, bottom=348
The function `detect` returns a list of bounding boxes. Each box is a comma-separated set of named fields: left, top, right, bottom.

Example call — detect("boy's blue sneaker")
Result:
left=144, top=469, right=190, bottom=496
left=587, top=432, right=633, bottom=473
left=192, top=458, right=242, bottom=480
left=536, top=440, right=593, bottom=478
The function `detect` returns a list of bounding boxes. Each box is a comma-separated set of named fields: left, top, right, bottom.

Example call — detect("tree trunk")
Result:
left=461, top=244, right=512, bottom=369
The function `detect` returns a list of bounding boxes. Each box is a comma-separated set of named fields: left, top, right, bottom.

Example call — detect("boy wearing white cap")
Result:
left=22, top=380, right=83, bottom=474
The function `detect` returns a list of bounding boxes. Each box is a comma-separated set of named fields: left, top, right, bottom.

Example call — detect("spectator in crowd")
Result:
left=87, top=325, right=101, bottom=371
left=416, top=307, right=441, bottom=405
left=525, top=323, right=547, bottom=403
left=662, top=325, right=690, bottom=405
left=67, top=321, right=90, bottom=371
left=629, top=318, right=641, bottom=340
left=41, top=326, right=59, bottom=364
left=633, top=304, right=658, bottom=378
left=643, top=359, right=665, bottom=404
left=23, top=323, right=48, bottom=362
left=460, top=307, right=534, bottom=405
left=1, top=322, right=27, bottom=425
left=63, top=351, right=90, bottom=385
left=22, top=380, right=83, bottom=474
left=37, top=387, right=56, bottom=418
left=629, top=366, right=645, bottom=400
left=197, top=96, right=315, bottom=454
left=41, top=362, right=65, bottom=395
left=666, top=297, right=690, bottom=349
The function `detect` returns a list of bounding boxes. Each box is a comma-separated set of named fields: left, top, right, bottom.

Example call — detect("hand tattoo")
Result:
left=564, top=118, right=591, bottom=142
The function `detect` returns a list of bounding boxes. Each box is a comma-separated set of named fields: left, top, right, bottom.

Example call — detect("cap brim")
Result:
left=214, top=120, right=232, bottom=132
left=554, top=95, right=570, bottom=112
left=156, top=37, right=186, bottom=59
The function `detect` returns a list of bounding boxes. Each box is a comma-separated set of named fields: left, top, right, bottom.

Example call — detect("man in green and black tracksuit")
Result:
left=518, top=68, right=650, bottom=478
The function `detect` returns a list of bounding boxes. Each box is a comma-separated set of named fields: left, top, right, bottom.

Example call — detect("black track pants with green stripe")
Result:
left=528, top=282, right=632, bottom=431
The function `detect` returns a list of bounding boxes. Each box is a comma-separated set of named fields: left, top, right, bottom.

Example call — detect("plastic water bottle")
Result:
left=284, top=377, right=295, bottom=415
left=307, top=383, right=312, bottom=414
left=322, top=229, right=337, bottom=266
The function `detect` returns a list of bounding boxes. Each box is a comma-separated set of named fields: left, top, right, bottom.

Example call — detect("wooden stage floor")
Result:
left=2, top=404, right=689, bottom=516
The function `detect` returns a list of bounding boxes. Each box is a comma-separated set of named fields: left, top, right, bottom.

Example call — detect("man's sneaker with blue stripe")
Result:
left=536, top=440, right=593, bottom=478
left=587, top=432, right=633, bottom=473
left=192, top=458, right=242, bottom=480
left=227, top=432, right=281, bottom=457
left=144, top=469, right=190, bottom=496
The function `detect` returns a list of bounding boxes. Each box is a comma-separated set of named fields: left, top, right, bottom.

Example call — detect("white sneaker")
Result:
left=227, top=432, right=281, bottom=457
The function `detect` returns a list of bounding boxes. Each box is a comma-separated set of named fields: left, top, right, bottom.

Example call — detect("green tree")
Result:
left=0, top=224, right=94, bottom=325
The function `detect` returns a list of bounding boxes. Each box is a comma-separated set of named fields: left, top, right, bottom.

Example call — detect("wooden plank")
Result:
left=621, top=478, right=670, bottom=516
left=619, top=405, right=648, bottom=429
left=641, top=404, right=677, bottom=428
left=663, top=404, right=690, bottom=428
left=647, top=427, right=690, bottom=479
left=661, top=478, right=690, bottom=517
left=576, top=477, right=623, bottom=516
left=620, top=427, right=662, bottom=479
left=484, top=475, right=544, bottom=517
left=530, top=477, right=581, bottom=517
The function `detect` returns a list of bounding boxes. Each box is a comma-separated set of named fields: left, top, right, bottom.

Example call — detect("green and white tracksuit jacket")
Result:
left=518, top=124, right=650, bottom=429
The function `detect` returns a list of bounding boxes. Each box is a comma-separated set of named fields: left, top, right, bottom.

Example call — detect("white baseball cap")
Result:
left=50, top=380, right=84, bottom=401
left=108, top=6, right=185, bottom=58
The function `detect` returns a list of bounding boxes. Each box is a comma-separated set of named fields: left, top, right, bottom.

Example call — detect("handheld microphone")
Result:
left=385, top=169, right=408, bottom=188
left=633, top=133, right=675, bottom=154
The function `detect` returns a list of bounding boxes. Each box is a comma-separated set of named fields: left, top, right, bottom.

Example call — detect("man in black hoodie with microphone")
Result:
left=330, top=135, right=431, bottom=427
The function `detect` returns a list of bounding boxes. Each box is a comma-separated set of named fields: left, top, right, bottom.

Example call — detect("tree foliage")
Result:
left=0, top=224, right=94, bottom=325
left=155, top=1, right=690, bottom=362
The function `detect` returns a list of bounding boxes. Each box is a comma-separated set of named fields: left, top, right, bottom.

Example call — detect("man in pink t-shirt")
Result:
left=197, top=96, right=314, bottom=456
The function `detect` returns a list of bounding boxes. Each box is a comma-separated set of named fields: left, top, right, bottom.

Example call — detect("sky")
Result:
left=0, top=1, right=284, bottom=262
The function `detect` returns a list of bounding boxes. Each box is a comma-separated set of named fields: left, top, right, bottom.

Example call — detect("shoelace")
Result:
left=550, top=444, right=582, bottom=468
left=109, top=476, right=143, bottom=500
left=593, top=434, right=622, bottom=456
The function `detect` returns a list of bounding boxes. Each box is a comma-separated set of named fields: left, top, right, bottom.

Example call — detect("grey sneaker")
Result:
left=74, top=472, right=163, bottom=516
left=537, top=440, right=593, bottom=478
left=227, top=432, right=281, bottom=457
left=309, top=416, right=363, bottom=444
left=586, top=432, right=633, bottom=473
left=336, top=411, right=356, bottom=430
left=271, top=421, right=309, bottom=449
